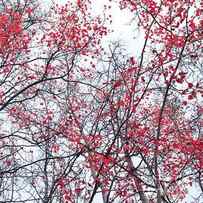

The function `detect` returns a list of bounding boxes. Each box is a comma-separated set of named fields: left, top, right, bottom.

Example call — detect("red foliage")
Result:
left=0, top=0, right=202, bottom=202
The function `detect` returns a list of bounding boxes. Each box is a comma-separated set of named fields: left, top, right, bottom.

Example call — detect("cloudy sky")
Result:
left=41, top=1, right=202, bottom=202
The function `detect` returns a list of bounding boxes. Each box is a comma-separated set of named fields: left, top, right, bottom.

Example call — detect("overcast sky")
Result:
left=40, top=1, right=202, bottom=202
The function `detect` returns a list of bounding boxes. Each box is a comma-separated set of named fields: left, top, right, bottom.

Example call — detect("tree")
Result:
left=0, top=0, right=202, bottom=202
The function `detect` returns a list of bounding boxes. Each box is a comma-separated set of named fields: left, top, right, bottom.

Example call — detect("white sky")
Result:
left=38, top=1, right=202, bottom=202
left=42, top=0, right=144, bottom=57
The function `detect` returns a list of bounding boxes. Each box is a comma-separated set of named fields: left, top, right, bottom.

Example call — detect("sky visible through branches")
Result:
left=0, top=0, right=202, bottom=202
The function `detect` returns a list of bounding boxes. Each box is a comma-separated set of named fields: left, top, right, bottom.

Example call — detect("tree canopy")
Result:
left=0, top=0, right=202, bottom=202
